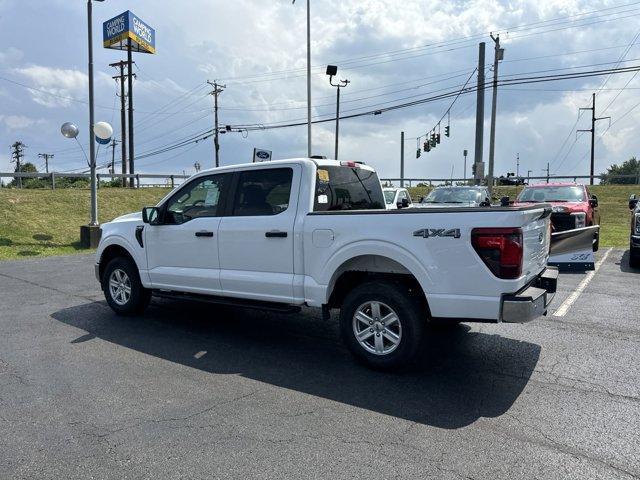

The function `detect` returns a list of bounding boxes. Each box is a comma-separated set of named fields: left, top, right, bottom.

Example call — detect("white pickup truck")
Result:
left=96, top=158, right=558, bottom=369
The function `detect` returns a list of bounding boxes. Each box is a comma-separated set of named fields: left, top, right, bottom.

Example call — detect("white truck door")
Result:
left=145, top=173, right=230, bottom=293
left=218, top=165, right=301, bottom=303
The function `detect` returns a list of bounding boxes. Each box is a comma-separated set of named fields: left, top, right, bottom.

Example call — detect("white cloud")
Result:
left=13, top=65, right=88, bottom=107
left=0, top=114, right=46, bottom=130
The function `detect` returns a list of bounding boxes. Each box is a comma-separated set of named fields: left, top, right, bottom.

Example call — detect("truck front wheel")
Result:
left=339, top=281, right=426, bottom=370
left=102, top=256, right=151, bottom=316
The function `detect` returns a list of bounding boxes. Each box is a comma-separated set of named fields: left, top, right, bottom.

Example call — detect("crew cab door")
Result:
left=218, top=166, right=300, bottom=303
left=145, top=173, right=230, bottom=293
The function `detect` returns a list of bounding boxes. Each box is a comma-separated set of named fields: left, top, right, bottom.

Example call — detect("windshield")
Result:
left=383, top=190, right=396, bottom=204
left=314, top=166, right=385, bottom=211
left=421, top=188, right=486, bottom=204
left=518, top=186, right=586, bottom=202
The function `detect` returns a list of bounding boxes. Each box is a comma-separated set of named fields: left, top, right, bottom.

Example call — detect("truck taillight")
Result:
left=471, top=228, right=523, bottom=279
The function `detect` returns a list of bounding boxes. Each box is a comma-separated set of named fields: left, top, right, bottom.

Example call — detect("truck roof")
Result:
left=198, top=158, right=375, bottom=174
left=524, top=182, right=582, bottom=188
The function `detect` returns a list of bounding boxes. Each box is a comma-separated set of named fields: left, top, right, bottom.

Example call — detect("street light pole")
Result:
left=87, top=0, right=101, bottom=226
left=293, top=0, right=311, bottom=157
left=326, top=65, right=349, bottom=160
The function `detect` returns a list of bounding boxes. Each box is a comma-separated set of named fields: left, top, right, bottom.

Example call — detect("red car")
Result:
left=515, top=183, right=601, bottom=250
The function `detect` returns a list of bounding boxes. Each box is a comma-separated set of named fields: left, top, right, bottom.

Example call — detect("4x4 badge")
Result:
left=413, top=228, right=461, bottom=239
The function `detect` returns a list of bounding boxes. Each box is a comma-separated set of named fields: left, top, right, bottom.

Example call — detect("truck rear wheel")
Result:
left=102, top=256, right=151, bottom=316
left=339, top=281, right=426, bottom=370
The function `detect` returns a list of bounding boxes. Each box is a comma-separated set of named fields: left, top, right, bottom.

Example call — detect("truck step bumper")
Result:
left=501, top=267, right=558, bottom=323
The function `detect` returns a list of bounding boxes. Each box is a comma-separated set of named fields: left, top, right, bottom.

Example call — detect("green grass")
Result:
left=0, top=188, right=170, bottom=260
left=407, top=184, right=638, bottom=249
left=0, top=184, right=636, bottom=261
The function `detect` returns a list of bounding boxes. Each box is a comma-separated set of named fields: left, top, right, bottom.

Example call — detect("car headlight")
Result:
left=571, top=212, right=586, bottom=228
left=552, top=205, right=568, bottom=213
left=635, top=213, right=640, bottom=234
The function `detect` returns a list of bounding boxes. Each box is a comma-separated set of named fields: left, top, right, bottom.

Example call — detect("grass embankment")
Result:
left=406, top=185, right=638, bottom=249
left=0, top=188, right=170, bottom=260
left=0, top=184, right=636, bottom=261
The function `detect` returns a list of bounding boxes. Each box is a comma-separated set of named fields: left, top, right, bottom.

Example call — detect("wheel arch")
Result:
left=98, top=242, right=140, bottom=282
left=326, top=252, right=430, bottom=315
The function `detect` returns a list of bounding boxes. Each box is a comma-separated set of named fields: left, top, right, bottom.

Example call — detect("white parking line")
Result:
left=553, top=248, right=612, bottom=317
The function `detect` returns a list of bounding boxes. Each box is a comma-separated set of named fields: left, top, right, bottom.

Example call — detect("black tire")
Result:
left=339, top=281, right=426, bottom=371
left=630, top=247, right=640, bottom=269
left=101, top=256, right=151, bottom=316
left=593, top=231, right=600, bottom=252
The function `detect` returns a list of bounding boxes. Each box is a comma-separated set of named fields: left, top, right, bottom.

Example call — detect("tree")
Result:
left=10, top=162, right=39, bottom=188
left=600, top=157, right=640, bottom=184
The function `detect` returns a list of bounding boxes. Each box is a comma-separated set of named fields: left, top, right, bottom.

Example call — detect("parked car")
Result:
left=95, top=158, right=558, bottom=370
left=497, top=174, right=526, bottom=186
left=629, top=194, right=640, bottom=268
left=515, top=183, right=600, bottom=251
left=417, top=186, right=491, bottom=208
left=382, top=187, right=412, bottom=210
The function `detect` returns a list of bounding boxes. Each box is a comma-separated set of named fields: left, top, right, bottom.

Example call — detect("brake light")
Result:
left=471, top=228, right=523, bottom=279
left=340, top=161, right=358, bottom=167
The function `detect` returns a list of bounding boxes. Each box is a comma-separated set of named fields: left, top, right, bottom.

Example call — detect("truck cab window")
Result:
left=314, top=166, right=385, bottom=211
left=165, top=174, right=227, bottom=224
left=232, top=168, right=293, bottom=217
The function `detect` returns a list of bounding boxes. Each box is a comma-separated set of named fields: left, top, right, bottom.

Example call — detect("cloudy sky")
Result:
left=1, top=0, right=639, bottom=182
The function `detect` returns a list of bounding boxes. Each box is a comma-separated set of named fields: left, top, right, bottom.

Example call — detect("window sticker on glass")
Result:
left=317, top=194, right=328, bottom=204
left=204, top=187, right=220, bottom=206
left=317, top=169, right=330, bottom=182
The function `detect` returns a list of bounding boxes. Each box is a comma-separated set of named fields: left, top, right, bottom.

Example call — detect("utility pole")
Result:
left=400, top=131, right=405, bottom=187
left=487, top=34, right=504, bottom=193
left=527, top=169, right=532, bottom=184
left=108, top=139, right=118, bottom=175
left=473, top=42, right=486, bottom=186
left=10, top=141, right=26, bottom=188
left=516, top=152, right=520, bottom=177
left=578, top=93, right=610, bottom=185
left=110, top=61, right=128, bottom=187
left=127, top=39, right=136, bottom=188
left=207, top=80, right=226, bottom=168
left=38, top=153, right=54, bottom=173
left=544, top=163, right=550, bottom=183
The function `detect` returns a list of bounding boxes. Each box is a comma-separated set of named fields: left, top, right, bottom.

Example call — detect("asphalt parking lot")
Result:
left=0, top=249, right=638, bottom=479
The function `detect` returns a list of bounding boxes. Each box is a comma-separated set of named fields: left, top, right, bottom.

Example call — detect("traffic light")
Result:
left=423, top=141, right=430, bottom=152
left=416, top=148, right=421, bottom=158
left=445, top=125, right=450, bottom=137
left=436, top=133, right=441, bottom=144
left=472, top=163, right=477, bottom=177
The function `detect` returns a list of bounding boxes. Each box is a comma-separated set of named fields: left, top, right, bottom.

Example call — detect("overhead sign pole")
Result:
left=103, top=11, right=155, bottom=187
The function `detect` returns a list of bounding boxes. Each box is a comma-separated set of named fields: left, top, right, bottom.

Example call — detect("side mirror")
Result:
left=589, top=195, right=598, bottom=208
left=630, top=194, right=638, bottom=211
left=142, top=206, right=161, bottom=225
left=418, top=196, right=424, bottom=203
left=401, top=198, right=410, bottom=208
left=500, top=196, right=510, bottom=207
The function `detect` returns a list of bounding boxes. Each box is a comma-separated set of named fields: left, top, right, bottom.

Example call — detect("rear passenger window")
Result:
left=232, top=168, right=293, bottom=216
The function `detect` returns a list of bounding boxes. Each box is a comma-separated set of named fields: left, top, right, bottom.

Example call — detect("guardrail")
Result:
left=0, top=172, right=190, bottom=189
left=380, top=174, right=640, bottom=186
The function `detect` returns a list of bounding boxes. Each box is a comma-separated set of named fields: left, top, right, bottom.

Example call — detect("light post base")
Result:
left=80, top=224, right=101, bottom=249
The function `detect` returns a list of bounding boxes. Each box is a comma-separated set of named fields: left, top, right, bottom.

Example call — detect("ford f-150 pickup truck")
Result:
left=95, top=158, right=558, bottom=369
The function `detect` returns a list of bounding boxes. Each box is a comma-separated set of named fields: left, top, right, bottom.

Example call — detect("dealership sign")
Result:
left=253, top=148, right=273, bottom=163
left=103, top=11, right=156, bottom=54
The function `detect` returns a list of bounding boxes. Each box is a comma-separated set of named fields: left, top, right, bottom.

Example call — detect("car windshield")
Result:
left=421, top=188, right=485, bottom=204
left=383, top=190, right=396, bottom=204
left=518, top=186, right=585, bottom=202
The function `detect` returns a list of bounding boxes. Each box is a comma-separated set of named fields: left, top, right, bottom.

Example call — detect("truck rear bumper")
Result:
left=501, top=267, right=558, bottom=323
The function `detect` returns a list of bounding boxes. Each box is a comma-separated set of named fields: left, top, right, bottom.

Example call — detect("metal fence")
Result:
left=0, top=172, right=190, bottom=189
left=380, top=174, right=640, bottom=187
